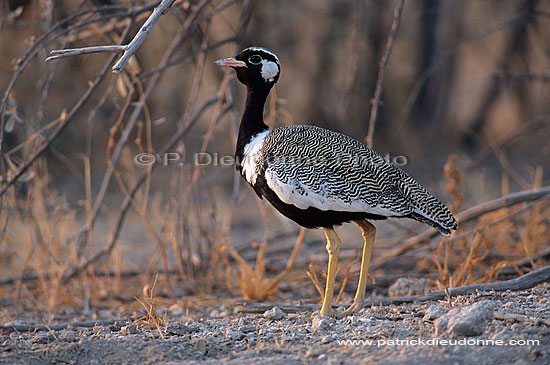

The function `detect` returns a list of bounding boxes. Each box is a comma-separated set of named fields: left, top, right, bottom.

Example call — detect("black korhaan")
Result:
left=215, top=47, right=457, bottom=317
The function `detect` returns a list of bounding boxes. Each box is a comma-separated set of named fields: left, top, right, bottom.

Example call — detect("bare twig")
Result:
left=237, top=266, right=550, bottom=313
left=487, top=138, right=530, bottom=189
left=1, top=3, right=158, bottom=145
left=112, top=0, right=176, bottom=74
left=46, top=0, right=178, bottom=74
left=365, top=0, right=404, bottom=147
left=46, top=45, right=126, bottom=60
left=466, top=116, right=550, bottom=171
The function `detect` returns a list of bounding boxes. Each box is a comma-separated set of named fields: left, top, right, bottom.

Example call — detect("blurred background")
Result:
left=0, top=0, right=549, bottom=314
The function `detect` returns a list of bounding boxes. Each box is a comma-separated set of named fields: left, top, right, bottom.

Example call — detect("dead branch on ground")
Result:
left=0, top=318, right=127, bottom=333
left=237, top=265, right=550, bottom=313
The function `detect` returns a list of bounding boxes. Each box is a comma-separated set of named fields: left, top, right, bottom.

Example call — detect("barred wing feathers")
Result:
left=254, top=125, right=457, bottom=235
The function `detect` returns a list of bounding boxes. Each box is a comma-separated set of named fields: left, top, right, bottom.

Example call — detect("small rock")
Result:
left=311, top=316, right=330, bottom=331
left=240, top=325, right=257, bottom=333
left=194, top=338, right=207, bottom=354
left=120, top=324, right=138, bottom=335
left=169, top=304, right=185, bottom=316
left=305, top=348, right=322, bottom=358
left=209, top=310, right=221, bottom=318
left=264, top=306, right=285, bottom=320
left=218, top=305, right=231, bottom=317
left=529, top=349, right=541, bottom=361
left=435, top=301, right=495, bottom=336
left=348, top=316, right=371, bottom=325
left=31, top=333, right=55, bottom=344
left=225, top=328, right=245, bottom=341
left=246, top=336, right=256, bottom=347
left=321, top=335, right=333, bottom=344
left=58, top=331, right=79, bottom=343
left=167, top=323, right=192, bottom=336
left=423, top=303, right=445, bottom=321
left=388, top=278, right=429, bottom=297
left=186, top=322, right=201, bottom=332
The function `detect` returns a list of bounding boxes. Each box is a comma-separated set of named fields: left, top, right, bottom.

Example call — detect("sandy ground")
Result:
left=1, top=285, right=549, bottom=364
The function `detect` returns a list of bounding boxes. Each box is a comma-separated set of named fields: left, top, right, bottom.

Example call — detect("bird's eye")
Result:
left=248, top=55, right=262, bottom=65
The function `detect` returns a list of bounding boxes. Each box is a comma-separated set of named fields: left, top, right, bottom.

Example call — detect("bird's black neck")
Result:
left=235, top=85, right=270, bottom=165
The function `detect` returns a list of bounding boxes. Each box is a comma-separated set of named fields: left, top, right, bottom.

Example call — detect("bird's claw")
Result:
left=338, top=301, right=364, bottom=318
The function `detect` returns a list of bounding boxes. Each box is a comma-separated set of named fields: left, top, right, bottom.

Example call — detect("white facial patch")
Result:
left=261, top=60, right=279, bottom=82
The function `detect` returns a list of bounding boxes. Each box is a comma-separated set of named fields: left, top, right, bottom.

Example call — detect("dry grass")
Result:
left=429, top=160, right=549, bottom=289
left=0, top=0, right=250, bottom=315
left=133, top=274, right=166, bottom=340
left=221, top=227, right=305, bottom=301
left=1, top=175, right=82, bottom=311
left=305, top=260, right=358, bottom=305
left=444, top=155, right=464, bottom=212
left=1, top=1, right=550, bottom=318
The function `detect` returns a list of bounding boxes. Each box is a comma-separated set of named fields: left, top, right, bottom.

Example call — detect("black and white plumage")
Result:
left=216, top=47, right=457, bottom=317
left=241, top=125, right=456, bottom=234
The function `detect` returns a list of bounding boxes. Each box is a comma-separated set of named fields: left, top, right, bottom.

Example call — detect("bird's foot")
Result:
left=338, top=301, right=364, bottom=318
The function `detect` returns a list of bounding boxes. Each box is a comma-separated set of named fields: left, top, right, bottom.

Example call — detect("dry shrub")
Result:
left=444, top=154, right=464, bottom=212
left=147, top=170, right=229, bottom=294
left=2, top=175, right=80, bottom=310
left=221, top=228, right=305, bottom=301
left=432, top=235, right=522, bottom=290
left=431, top=171, right=549, bottom=288
left=428, top=158, right=549, bottom=288
left=133, top=275, right=166, bottom=340
left=306, top=260, right=356, bottom=305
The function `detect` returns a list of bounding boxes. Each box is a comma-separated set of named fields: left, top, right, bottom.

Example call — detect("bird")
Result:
left=215, top=47, right=457, bottom=317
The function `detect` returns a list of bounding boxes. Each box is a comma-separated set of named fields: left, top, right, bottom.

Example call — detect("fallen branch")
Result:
left=0, top=318, right=127, bottom=333
left=494, top=312, right=550, bottom=327
left=236, top=265, right=550, bottom=313
left=46, top=0, right=178, bottom=74
left=0, top=268, right=183, bottom=286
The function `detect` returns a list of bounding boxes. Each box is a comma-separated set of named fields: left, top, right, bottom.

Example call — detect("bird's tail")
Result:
left=408, top=211, right=456, bottom=236
left=405, top=186, right=458, bottom=236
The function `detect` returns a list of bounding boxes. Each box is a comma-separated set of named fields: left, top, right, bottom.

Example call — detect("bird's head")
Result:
left=215, top=47, right=280, bottom=89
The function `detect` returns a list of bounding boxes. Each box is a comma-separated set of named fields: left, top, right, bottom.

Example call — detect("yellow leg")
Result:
left=320, top=227, right=341, bottom=317
left=340, top=220, right=376, bottom=317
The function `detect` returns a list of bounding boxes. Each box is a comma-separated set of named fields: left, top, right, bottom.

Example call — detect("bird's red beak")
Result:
left=214, top=57, right=247, bottom=68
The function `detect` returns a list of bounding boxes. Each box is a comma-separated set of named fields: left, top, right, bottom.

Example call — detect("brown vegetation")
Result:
left=0, top=0, right=549, bottom=320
